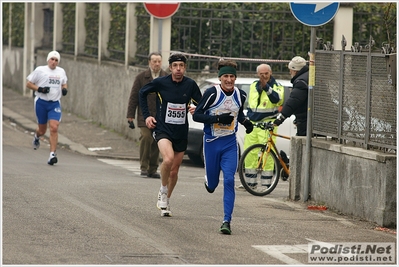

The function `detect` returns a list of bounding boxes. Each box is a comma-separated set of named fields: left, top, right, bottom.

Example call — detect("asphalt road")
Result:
left=2, top=121, right=396, bottom=265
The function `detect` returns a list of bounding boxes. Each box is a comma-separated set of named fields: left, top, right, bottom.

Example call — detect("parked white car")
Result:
left=186, top=77, right=296, bottom=165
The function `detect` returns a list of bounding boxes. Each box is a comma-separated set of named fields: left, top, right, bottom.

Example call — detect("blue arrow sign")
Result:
left=290, top=2, right=340, bottom=27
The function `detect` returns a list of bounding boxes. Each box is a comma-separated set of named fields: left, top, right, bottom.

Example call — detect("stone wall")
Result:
left=289, top=137, right=396, bottom=227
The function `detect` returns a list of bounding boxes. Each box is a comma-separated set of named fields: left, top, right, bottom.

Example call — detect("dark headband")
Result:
left=218, top=66, right=237, bottom=77
left=168, top=54, right=187, bottom=64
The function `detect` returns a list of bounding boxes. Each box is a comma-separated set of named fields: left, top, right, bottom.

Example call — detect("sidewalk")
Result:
left=2, top=87, right=140, bottom=160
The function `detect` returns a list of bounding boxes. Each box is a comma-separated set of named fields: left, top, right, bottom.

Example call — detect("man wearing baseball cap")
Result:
left=273, top=56, right=309, bottom=136
left=26, top=50, right=68, bottom=165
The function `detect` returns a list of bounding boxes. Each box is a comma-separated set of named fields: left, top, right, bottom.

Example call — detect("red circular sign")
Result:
left=144, top=3, right=180, bottom=19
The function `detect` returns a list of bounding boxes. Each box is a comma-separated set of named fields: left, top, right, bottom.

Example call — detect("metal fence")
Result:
left=135, top=3, right=333, bottom=75
left=313, top=44, right=396, bottom=152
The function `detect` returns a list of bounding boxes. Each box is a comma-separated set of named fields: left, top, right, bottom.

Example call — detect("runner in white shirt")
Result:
left=26, top=50, right=68, bottom=165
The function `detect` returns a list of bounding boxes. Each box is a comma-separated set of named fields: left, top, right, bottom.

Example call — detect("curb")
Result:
left=3, top=106, right=98, bottom=157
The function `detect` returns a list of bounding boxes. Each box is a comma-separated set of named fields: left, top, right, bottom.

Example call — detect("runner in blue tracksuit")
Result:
left=193, top=60, right=253, bottom=234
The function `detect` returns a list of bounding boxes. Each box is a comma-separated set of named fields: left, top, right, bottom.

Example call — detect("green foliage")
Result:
left=108, top=3, right=126, bottom=61
left=353, top=3, right=396, bottom=49
left=62, top=3, right=75, bottom=54
left=84, top=3, right=99, bottom=57
left=135, top=3, right=150, bottom=65
left=2, top=3, right=10, bottom=45
left=10, top=3, right=24, bottom=47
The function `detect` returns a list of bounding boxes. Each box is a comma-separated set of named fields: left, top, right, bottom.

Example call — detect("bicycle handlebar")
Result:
left=253, top=121, right=275, bottom=131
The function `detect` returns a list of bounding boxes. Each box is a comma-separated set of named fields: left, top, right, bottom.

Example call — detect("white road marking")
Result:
left=88, top=146, right=112, bottom=151
left=98, top=158, right=142, bottom=176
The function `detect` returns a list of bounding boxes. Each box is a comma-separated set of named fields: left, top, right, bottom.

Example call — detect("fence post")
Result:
left=303, top=27, right=316, bottom=202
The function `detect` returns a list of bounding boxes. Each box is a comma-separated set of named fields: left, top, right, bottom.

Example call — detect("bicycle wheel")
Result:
left=238, top=143, right=281, bottom=196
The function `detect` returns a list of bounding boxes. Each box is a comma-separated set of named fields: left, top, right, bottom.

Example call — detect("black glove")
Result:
left=273, top=113, right=285, bottom=126
left=263, top=83, right=273, bottom=95
left=216, top=113, right=234, bottom=124
left=38, top=87, right=50, bottom=94
left=243, top=119, right=253, bottom=134
left=62, top=88, right=68, bottom=96
left=128, top=121, right=135, bottom=129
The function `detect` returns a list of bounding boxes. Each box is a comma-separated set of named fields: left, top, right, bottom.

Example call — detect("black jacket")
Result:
left=281, top=65, right=309, bottom=121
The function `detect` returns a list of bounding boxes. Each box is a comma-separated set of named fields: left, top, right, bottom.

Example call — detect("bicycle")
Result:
left=238, top=121, right=290, bottom=196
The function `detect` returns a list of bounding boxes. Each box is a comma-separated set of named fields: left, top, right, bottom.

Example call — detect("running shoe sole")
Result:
left=48, top=157, right=58, bottom=165
left=161, top=209, right=172, bottom=217
left=220, top=222, right=231, bottom=235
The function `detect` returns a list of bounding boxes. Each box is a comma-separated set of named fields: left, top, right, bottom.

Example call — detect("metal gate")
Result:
left=314, top=46, right=396, bottom=152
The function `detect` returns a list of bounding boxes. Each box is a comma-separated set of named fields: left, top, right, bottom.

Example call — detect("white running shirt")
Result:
left=27, top=65, right=68, bottom=101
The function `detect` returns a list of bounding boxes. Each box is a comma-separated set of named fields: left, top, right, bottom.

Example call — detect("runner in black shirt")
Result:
left=139, top=53, right=202, bottom=216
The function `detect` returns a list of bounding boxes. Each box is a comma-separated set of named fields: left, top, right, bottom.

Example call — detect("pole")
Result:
left=303, top=27, right=316, bottom=202
left=158, top=18, right=162, bottom=52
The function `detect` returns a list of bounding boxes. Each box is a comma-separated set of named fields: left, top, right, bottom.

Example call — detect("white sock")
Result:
left=50, top=152, right=56, bottom=157
left=160, top=185, right=168, bottom=194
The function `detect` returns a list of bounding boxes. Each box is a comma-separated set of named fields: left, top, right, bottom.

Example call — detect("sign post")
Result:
left=289, top=2, right=339, bottom=202
left=144, top=3, right=180, bottom=64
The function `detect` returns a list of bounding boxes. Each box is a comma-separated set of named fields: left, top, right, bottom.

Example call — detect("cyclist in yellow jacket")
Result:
left=241, top=64, right=284, bottom=189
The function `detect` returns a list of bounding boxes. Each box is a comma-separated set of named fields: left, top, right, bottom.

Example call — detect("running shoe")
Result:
left=47, top=153, right=58, bottom=165
left=204, top=181, right=214, bottom=193
left=235, top=184, right=257, bottom=191
left=147, top=172, right=161, bottom=178
left=161, top=203, right=172, bottom=217
left=32, top=136, right=40, bottom=150
left=219, top=221, right=231, bottom=235
left=156, top=190, right=168, bottom=210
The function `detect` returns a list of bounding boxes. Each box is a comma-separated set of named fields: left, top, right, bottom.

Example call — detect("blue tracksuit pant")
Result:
left=203, top=133, right=238, bottom=222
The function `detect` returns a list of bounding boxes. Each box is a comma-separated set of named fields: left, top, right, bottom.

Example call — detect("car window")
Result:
left=199, top=82, right=216, bottom=94
left=236, top=84, right=251, bottom=109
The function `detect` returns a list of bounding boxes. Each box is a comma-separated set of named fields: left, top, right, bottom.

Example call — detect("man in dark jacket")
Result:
left=274, top=56, right=309, bottom=136
left=126, top=52, right=168, bottom=178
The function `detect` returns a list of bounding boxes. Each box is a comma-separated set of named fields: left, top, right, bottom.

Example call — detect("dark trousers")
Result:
left=295, top=119, right=307, bottom=136
left=139, top=127, right=159, bottom=174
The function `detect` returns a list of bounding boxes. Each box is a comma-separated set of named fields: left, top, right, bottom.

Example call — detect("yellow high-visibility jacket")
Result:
left=246, top=77, right=284, bottom=122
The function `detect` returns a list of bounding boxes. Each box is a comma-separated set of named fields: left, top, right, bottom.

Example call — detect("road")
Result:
left=2, top=121, right=396, bottom=265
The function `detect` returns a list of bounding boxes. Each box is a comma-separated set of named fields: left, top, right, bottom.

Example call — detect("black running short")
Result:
left=153, top=132, right=188, bottom=152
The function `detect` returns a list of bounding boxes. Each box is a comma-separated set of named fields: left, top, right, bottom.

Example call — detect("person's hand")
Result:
left=62, top=88, right=68, bottom=96
left=243, top=119, right=253, bottom=134
left=273, top=113, right=285, bottom=126
left=128, top=120, right=135, bottom=129
left=263, top=83, right=273, bottom=95
left=216, top=112, right=234, bottom=124
left=188, top=104, right=196, bottom=115
left=38, top=87, right=50, bottom=94
left=145, top=116, right=157, bottom=129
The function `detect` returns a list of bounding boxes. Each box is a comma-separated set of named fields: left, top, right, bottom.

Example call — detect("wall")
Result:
left=2, top=47, right=24, bottom=91
left=289, top=136, right=397, bottom=227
